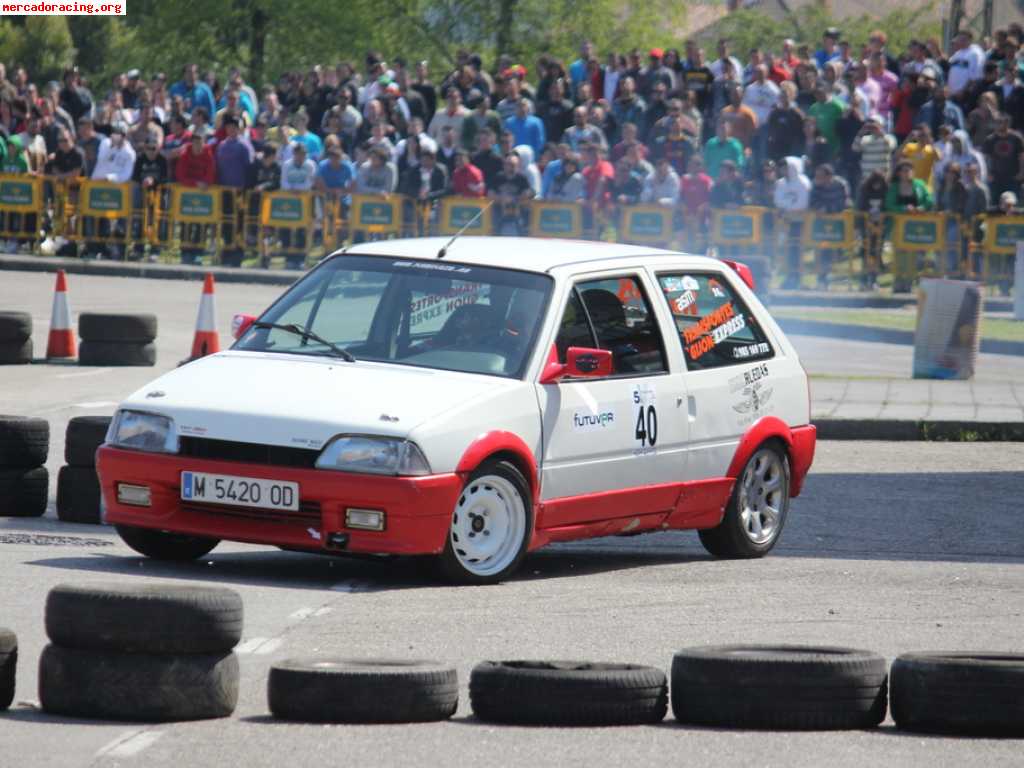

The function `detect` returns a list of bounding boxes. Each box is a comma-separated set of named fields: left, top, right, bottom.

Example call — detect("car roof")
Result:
left=337, top=237, right=726, bottom=275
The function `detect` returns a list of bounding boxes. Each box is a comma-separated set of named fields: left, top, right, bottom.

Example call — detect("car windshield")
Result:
left=234, top=255, right=554, bottom=378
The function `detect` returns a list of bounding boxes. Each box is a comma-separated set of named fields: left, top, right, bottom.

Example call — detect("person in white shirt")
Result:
left=709, top=38, right=743, bottom=81
left=641, top=155, right=680, bottom=206
left=280, top=143, right=317, bottom=190
left=947, top=30, right=985, bottom=98
left=741, top=65, right=780, bottom=125
left=91, top=123, right=136, bottom=183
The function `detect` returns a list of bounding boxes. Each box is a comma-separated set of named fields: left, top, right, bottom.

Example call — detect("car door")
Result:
left=535, top=272, right=689, bottom=526
left=650, top=269, right=778, bottom=480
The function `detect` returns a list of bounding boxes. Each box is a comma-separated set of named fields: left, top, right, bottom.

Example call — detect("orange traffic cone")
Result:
left=46, top=269, right=76, bottom=359
left=190, top=273, right=220, bottom=359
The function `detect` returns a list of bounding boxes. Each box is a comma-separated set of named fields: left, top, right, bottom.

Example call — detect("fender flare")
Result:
left=455, top=430, right=539, bottom=503
left=726, top=416, right=794, bottom=479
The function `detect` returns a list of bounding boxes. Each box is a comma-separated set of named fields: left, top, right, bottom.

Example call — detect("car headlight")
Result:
left=109, top=410, right=178, bottom=454
left=315, top=435, right=431, bottom=476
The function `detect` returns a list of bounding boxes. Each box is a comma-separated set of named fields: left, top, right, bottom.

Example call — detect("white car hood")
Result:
left=119, top=351, right=514, bottom=451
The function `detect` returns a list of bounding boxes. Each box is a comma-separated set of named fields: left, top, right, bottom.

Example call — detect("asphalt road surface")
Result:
left=1, top=271, right=1023, bottom=766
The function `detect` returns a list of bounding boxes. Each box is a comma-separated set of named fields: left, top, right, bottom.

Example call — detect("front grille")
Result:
left=181, top=499, right=322, bottom=526
left=179, top=437, right=319, bottom=469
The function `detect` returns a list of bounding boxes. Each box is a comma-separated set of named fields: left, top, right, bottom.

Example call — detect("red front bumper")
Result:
left=96, top=446, right=462, bottom=555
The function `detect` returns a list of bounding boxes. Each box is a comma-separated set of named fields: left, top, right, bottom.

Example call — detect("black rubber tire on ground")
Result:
left=0, top=339, right=32, bottom=365
left=0, top=415, right=49, bottom=467
left=891, top=652, right=1024, bottom=736
left=269, top=659, right=458, bottom=723
left=434, top=459, right=533, bottom=585
left=671, top=645, right=888, bottom=730
left=78, top=312, right=158, bottom=343
left=699, top=441, right=791, bottom=559
left=56, top=465, right=102, bottom=524
left=0, top=467, right=49, bottom=517
left=64, top=415, right=112, bottom=466
left=45, top=582, right=242, bottom=654
left=470, top=660, right=668, bottom=726
left=78, top=341, right=156, bottom=367
left=0, top=311, right=31, bottom=342
left=38, top=644, right=238, bottom=722
left=0, top=628, right=16, bottom=710
left=116, top=524, right=220, bottom=561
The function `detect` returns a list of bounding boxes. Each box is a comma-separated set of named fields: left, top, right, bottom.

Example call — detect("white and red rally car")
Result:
left=97, top=237, right=815, bottom=583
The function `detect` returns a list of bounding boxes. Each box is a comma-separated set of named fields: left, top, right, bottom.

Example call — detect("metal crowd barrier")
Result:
left=0, top=174, right=1020, bottom=291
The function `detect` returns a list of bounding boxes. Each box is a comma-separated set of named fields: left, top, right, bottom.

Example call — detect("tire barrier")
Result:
left=39, top=583, right=242, bottom=721
left=0, top=415, right=49, bottom=517
left=670, top=645, right=888, bottom=730
left=469, top=660, right=668, bottom=726
left=268, top=659, right=458, bottom=723
left=891, top=652, right=1024, bottom=737
left=56, top=416, right=111, bottom=525
left=0, top=311, right=33, bottom=365
left=0, top=628, right=15, bottom=711
left=77, top=312, right=158, bottom=367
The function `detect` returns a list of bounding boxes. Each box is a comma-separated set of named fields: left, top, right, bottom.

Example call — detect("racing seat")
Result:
left=581, top=289, right=635, bottom=372
left=432, top=304, right=502, bottom=349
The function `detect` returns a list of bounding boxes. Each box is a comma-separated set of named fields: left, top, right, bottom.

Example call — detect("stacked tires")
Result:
left=0, top=416, right=49, bottom=518
left=40, top=583, right=242, bottom=721
left=78, top=313, right=157, bottom=367
left=0, top=311, right=32, bottom=365
left=56, top=416, right=112, bottom=524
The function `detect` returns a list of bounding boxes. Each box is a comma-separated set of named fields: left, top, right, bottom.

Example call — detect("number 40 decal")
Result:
left=632, top=387, right=658, bottom=449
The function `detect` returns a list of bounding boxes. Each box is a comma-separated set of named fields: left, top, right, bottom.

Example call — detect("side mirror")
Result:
left=539, top=346, right=612, bottom=384
left=232, top=313, right=257, bottom=340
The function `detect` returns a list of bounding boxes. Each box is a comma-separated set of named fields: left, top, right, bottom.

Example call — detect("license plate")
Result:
left=181, top=471, right=299, bottom=511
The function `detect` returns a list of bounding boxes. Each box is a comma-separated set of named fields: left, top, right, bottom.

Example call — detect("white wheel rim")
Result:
left=450, top=474, right=526, bottom=577
left=738, top=448, right=787, bottom=545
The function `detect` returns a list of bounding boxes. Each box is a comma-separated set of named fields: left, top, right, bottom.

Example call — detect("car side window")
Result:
left=554, top=277, right=667, bottom=375
left=657, top=272, right=774, bottom=370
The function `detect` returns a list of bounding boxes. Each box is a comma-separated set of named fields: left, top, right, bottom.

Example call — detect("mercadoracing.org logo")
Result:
left=1, top=1, right=125, bottom=13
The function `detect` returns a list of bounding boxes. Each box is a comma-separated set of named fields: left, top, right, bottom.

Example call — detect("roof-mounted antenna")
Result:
left=437, top=200, right=494, bottom=259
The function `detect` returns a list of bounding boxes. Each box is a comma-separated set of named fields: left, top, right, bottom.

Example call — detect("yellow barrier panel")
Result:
left=350, top=194, right=401, bottom=235
left=438, top=197, right=492, bottom=235
left=0, top=174, right=42, bottom=213
left=529, top=201, right=583, bottom=238
left=79, top=180, right=132, bottom=218
left=172, top=186, right=223, bottom=224
left=711, top=207, right=764, bottom=247
left=983, top=215, right=1024, bottom=255
left=802, top=211, right=855, bottom=249
left=891, top=213, right=946, bottom=251
left=260, top=190, right=313, bottom=227
left=621, top=204, right=673, bottom=244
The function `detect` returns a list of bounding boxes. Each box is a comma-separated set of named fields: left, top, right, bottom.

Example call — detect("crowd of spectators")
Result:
left=1, top=24, right=1024, bottom=283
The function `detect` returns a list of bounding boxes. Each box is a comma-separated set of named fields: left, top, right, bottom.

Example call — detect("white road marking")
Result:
left=236, top=637, right=284, bottom=655
left=72, top=400, right=118, bottom=408
left=313, top=606, right=333, bottom=617
left=56, top=368, right=112, bottom=379
left=95, top=730, right=163, bottom=759
left=288, top=607, right=314, bottom=621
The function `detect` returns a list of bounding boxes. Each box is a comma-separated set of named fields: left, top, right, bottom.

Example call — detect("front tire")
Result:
left=436, top=460, right=532, bottom=585
left=116, top=524, right=219, bottom=561
left=699, top=443, right=790, bottom=558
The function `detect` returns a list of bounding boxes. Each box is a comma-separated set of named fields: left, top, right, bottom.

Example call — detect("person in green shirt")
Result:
left=2, top=134, right=27, bottom=174
left=702, top=119, right=744, bottom=180
left=885, top=160, right=935, bottom=291
left=807, top=83, right=844, bottom=154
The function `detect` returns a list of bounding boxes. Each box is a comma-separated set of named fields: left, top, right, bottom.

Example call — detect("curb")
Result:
left=0, top=254, right=302, bottom=286
left=777, top=318, right=1024, bottom=357
left=814, top=419, right=1024, bottom=441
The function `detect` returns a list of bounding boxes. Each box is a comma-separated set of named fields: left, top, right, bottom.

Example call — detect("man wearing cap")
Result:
left=639, top=49, right=674, bottom=101
left=814, top=29, right=841, bottom=71
left=853, top=115, right=897, bottom=185
left=91, top=122, right=136, bottom=183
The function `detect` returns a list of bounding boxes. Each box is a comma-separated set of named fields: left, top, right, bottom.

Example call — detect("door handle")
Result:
left=687, top=396, right=697, bottom=422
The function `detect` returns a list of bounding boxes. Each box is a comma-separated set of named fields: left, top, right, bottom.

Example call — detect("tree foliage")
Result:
left=0, top=16, right=77, bottom=84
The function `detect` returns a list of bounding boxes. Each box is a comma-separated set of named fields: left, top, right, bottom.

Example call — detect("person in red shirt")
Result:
left=765, top=52, right=791, bottom=85
left=175, top=132, right=216, bottom=187
left=680, top=154, right=713, bottom=227
left=452, top=148, right=485, bottom=197
left=580, top=142, right=613, bottom=235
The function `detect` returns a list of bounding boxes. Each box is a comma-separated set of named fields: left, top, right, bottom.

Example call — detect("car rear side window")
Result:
left=656, top=273, right=774, bottom=371
left=555, top=276, right=667, bottom=375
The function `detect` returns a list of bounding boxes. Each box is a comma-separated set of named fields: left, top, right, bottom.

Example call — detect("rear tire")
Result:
left=700, top=443, right=790, bottom=558
left=116, top=524, right=219, bottom=561
left=435, top=460, right=532, bottom=585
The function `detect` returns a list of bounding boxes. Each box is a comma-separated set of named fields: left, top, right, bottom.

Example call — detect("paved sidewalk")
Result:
left=811, top=377, right=1024, bottom=422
